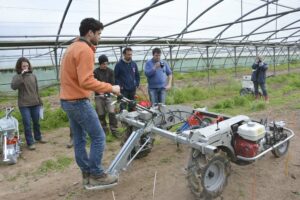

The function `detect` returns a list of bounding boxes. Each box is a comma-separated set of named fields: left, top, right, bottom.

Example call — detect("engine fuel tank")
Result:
left=237, top=122, right=266, bottom=141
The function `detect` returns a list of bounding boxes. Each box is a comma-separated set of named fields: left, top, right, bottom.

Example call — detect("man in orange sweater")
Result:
left=60, top=18, right=120, bottom=187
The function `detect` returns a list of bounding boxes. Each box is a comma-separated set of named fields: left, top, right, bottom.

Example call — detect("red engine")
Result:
left=234, top=135, right=259, bottom=158
left=7, top=136, right=19, bottom=145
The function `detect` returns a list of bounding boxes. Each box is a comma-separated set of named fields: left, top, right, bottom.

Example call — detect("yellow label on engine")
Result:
left=258, top=127, right=264, bottom=135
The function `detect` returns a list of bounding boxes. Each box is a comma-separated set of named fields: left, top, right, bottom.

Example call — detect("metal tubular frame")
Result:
left=0, top=0, right=300, bottom=86
left=214, top=0, right=277, bottom=41
left=124, top=0, right=159, bottom=44
left=54, top=0, right=73, bottom=81
left=262, top=19, right=300, bottom=42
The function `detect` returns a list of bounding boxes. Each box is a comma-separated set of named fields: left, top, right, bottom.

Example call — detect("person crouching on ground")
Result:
left=11, top=57, right=47, bottom=151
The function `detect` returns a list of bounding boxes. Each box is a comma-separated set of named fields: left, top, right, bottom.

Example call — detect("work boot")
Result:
left=89, top=173, right=118, bottom=186
left=109, top=113, right=120, bottom=138
left=36, top=139, right=47, bottom=144
left=111, top=129, right=121, bottom=138
left=99, top=115, right=108, bottom=134
left=66, top=138, right=73, bottom=148
left=28, top=144, right=36, bottom=150
left=67, top=129, right=74, bottom=148
left=264, top=95, right=269, bottom=104
left=82, top=171, right=90, bottom=185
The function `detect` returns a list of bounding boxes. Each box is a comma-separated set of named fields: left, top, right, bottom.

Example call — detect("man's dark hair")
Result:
left=122, top=47, right=132, bottom=55
left=152, top=48, right=161, bottom=55
left=15, top=57, right=33, bottom=74
left=98, top=54, right=109, bottom=65
left=79, top=18, right=104, bottom=36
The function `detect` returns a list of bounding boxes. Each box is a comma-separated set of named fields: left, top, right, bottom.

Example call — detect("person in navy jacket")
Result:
left=251, top=56, right=269, bottom=102
left=114, top=47, right=140, bottom=111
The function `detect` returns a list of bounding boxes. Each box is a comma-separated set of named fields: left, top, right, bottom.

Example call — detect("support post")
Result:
left=206, top=46, right=210, bottom=85
left=54, top=48, right=59, bottom=81
left=120, top=46, right=123, bottom=60
left=287, top=46, right=290, bottom=73
left=234, top=46, right=237, bottom=77
left=240, top=0, right=243, bottom=35
left=169, top=45, right=173, bottom=71
left=255, top=46, right=258, bottom=57
left=98, top=0, right=101, bottom=21
left=273, top=47, right=276, bottom=75
left=169, top=45, right=174, bottom=85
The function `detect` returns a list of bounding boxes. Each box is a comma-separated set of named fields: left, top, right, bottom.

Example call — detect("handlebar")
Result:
left=110, top=94, right=156, bottom=115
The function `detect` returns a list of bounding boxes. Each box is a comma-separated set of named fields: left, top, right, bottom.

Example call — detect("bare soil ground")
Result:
left=1, top=107, right=299, bottom=200
left=0, top=70, right=300, bottom=200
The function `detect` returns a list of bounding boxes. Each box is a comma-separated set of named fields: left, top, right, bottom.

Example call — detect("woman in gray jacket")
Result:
left=11, top=57, right=46, bottom=150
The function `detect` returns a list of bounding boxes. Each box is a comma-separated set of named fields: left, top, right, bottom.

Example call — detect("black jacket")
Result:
left=93, top=67, right=114, bottom=95
left=251, top=62, right=268, bottom=83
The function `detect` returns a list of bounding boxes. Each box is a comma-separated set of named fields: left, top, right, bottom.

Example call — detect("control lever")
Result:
left=110, top=94, right=155, bottom=114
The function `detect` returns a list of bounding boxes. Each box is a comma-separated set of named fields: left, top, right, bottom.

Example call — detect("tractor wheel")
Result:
left=129, top=135, right=154, bottom=159
left=272, top=140, right=289, bottom=158
left=187, top=149, right=231, bottom=199
left=0, top=139, right=18, bottom=165
left=240, top=88, right=251, bottom=96
left=121, top=125, right=154, bottom=160
left=6, top=154, right=17, bottom=165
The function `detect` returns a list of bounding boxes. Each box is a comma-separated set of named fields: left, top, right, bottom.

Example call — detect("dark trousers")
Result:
left=253, top=81, right=267, bottom=96
left=120, top=89, right=136, bottom=112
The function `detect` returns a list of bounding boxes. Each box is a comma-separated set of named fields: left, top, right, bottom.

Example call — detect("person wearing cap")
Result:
left=251, top=55, right=269, bottom=103
left=94, top=55, right=119, bottom=137
left=114, top=47, right=140, bottom=111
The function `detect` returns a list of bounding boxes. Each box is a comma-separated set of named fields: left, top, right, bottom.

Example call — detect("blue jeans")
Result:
left=19, top=105, right=42, bottom=146
left=148, top=88, right=166, bottom=105
left=253, top=81, right=267, bottom=96
left=60, top=99, right=105, bottom=176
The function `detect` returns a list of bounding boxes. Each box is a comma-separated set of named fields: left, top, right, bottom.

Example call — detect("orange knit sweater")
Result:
left=59, top=40, right=112, bottom=100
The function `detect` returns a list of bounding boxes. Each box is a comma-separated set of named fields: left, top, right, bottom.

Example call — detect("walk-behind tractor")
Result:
left=0, top=108, right=21, bottom=165
left=86, top=96, right=294, bottom=199
left=239, top=75, right=261, bottom=96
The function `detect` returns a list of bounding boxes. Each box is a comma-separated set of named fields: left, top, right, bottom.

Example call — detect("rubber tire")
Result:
left=6, top=154, right=17, bottom=165
left=121, top=125, right=154, bottom=160
left=129, top=135, right=154, bottom=159
left=187, top=149, right=231, bottom=199
left=240, top=88, right=252, bottom=96
left=0, top=146, right=18, bottom=165
left=272, top=140, right=289, bottom=158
